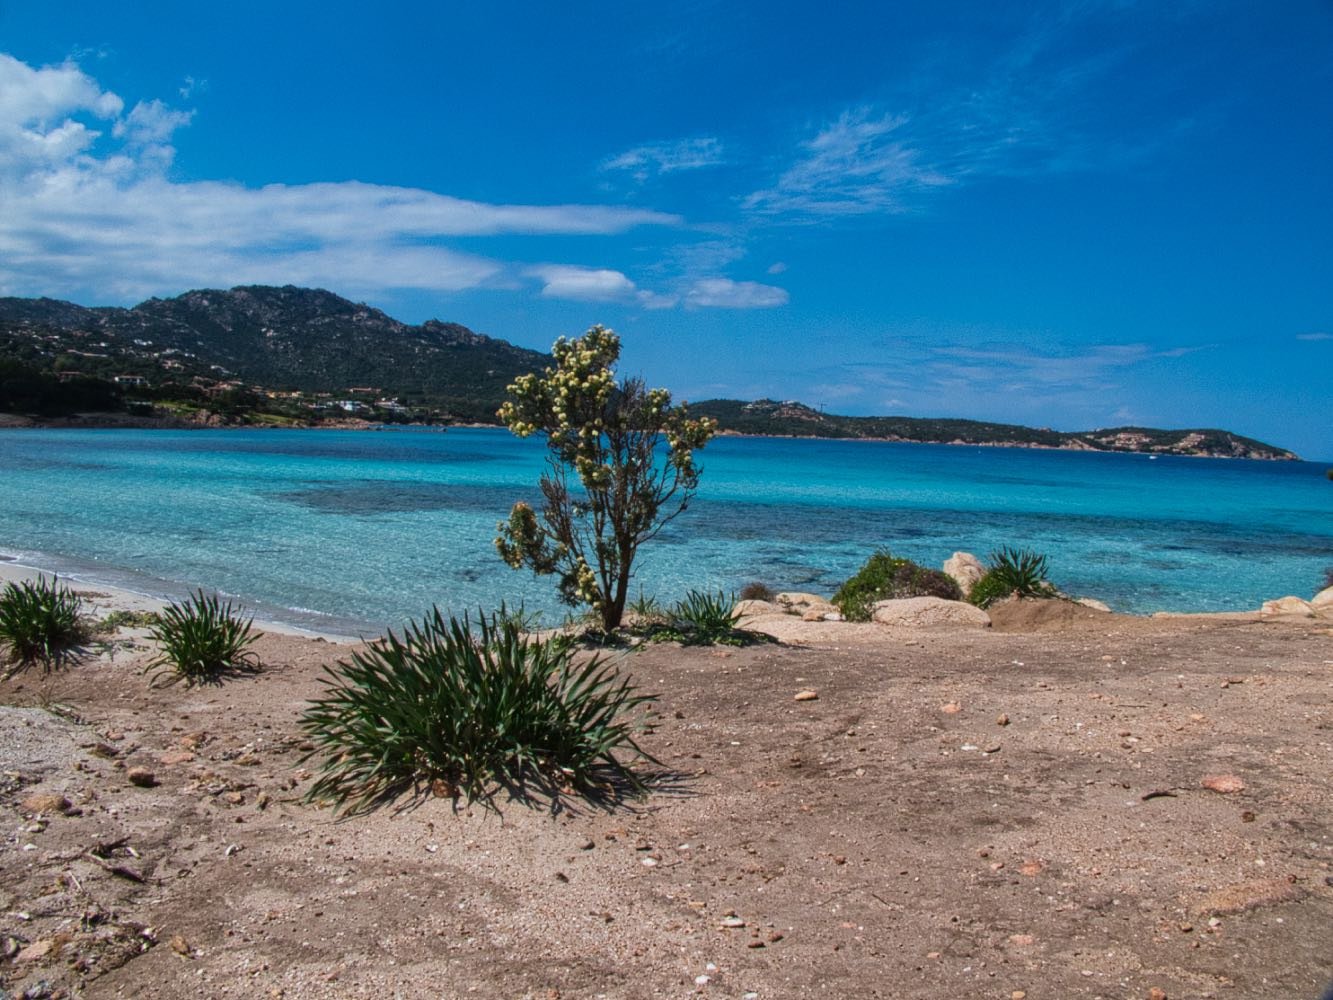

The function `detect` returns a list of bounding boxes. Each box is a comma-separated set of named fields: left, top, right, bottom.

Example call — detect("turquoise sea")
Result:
left=1, top=427, right=1330, bottom=636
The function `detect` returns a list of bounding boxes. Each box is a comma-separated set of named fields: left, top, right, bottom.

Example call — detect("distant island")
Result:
left=0, top=285, right=1299, bottom=461
left=690, top=399, right=1299, bottom=461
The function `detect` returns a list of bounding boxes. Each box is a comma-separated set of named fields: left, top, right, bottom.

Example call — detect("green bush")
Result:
left=146, top=591, right=261, bottom=686
left=0, top=575, right=85, bottom=672
left=832, top=551, right=962, bottom=622
left=299, top=607, right=656, bottom=814
left=968, top=547, right=1057, bottom=609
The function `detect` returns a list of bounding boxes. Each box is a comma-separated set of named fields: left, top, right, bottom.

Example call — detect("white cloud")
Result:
left=1296, top=331, right=1331, bottom=342
left=112, top=99, right=193, bottom=145
left=529, top=265, right=638, bottom=302
left=685, top=277, right=788, bottom=309
left=744, top=108, right=950, bottom=217
left=0, top=52, right=681, bottom=303
left=602, top=137, right=726, bottom=181
left=766, top=261, right=787, bottom=275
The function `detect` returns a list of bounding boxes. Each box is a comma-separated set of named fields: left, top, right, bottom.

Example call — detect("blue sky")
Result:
left=1, top=1, right=1330, bottom=458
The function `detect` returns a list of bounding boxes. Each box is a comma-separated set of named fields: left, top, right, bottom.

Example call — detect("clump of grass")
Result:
left=299, top=607, right=657, bottom=814
left=0, top=575, right=86, bottom=673
left=739, top=581, right=776, bottom=602
left=968, top=547, right=1058, bottom=609
left=145, top=591, right=261, bottom=687
left=91, top=608, right=160, bottom=635
left=833, top=550, right=962, bottom=622
left=627, top=589, right=668, bottom=626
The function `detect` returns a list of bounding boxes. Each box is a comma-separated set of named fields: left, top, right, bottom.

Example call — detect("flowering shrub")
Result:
left=496, top=326, right=715, bottom=631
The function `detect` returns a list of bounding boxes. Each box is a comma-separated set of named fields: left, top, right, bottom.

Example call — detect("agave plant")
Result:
left=968, top=546, right=1057, bottom=609
left=667, top=589, right=744, bottom=645
left=146, top=590, right=261, bottom=686
left=0, top=575, right=86, bottom=673
left=299, top=606, right=657, bottom=814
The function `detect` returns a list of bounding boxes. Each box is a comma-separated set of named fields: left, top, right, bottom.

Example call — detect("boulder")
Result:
left=871, top=596, right=991, bottom=629
left=734, top=599, right=781, bottom=618
left=1259, top=596, right=1315, bottom=617
left=1312, top=585, right=1333, bottom=610
left=775, top=592, right=836, bottom=617
left=942, top=552, right=985, bottom=597
left=1075, top=598, right=1113, bottom=613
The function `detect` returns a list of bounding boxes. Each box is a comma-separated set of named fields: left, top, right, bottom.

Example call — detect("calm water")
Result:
left=1, top=427, right=1330, bottom=635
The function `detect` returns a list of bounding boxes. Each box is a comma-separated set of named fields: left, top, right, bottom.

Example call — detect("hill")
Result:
left=0, top=286, right=550, bottom=422
left=0, top=287, right=1300, bottom=458
left=691, top=398, right=1298, bottom=460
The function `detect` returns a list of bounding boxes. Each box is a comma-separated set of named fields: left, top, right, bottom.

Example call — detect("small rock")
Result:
left=768, top=931, right=784, bottom=942
left=169, top=934, right=192, bottom=956
left=1201, top=774, right=1245, bottom=794
left=16, top=938, right=54, bottom=962
left=720, top=916, right=746, bottom=928
left=222, top=791, right=245, bottom=806
left=794, top=689, right=819, bottom=702
left=159, top=750, right=196, bottom=766
left=1148, top=989, right=1168, bottom=1000
left=1012, top=992, right=1027, bottom=1000
left=20, top=792, right=71, bottom=816
left=127, top=767, right=158, bottom=788
left=941, top=702, right=962, bottom=714
left=746, top=939, right=765, bottom=948
left=578, top=838, right=595, bottom=851
left=996, top=713, right=1010, bottom=726
left=1019, top=860, right=1044, bottom=876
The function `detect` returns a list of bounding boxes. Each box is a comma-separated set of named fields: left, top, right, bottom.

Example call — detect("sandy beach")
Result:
left=2, top=569, right=1332, bottom=999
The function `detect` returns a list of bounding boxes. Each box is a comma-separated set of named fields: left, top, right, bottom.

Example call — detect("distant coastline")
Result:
left=1, top=285, right=1301, bottom=461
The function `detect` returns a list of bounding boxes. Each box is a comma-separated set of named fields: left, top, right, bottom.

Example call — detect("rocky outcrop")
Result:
left=775, top=592, right=838, bottom=620
left=1312, top=586, right=1333, bottom=611
left=1260, top=596, right=1316, bottom=617
left=871, top=597, right=991, bottom=629
left=942, top=552, right=985, bottom=597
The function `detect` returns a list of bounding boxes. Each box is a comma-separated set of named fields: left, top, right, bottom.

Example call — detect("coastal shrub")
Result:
left=739, top=581, right=776, bottom=602
left=299, top=607, right=656, bottom=813
left=833, top=551, right=962, bottom=622
left=145, top=590, right=261, bottom=686
left=496, top=326, right=716, bottom=632
left=0, top=575, right=86, bottom=672
left=968, top=547, right=1057, bottom=609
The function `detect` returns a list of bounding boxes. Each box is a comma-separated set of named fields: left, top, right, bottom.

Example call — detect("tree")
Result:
left=496, top=326, right=715, bottom=632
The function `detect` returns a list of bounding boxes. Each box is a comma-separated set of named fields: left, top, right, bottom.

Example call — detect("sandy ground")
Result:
left=2, top=572, right=1332, bottom=999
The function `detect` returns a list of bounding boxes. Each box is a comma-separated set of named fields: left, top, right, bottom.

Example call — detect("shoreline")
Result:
left=2, top=413, right=1314, bottom=463
left=0, top=558, right=364, bottom=644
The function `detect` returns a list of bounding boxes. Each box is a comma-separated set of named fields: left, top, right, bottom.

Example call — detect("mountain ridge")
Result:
left=0, top=286, right=1300, bottom=459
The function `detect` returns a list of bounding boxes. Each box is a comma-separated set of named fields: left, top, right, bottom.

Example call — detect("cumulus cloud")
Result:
left=0, top=52, right=680, bottom=303
left=685, top=277, right=788, bottom=309
left=529, top=265, right=639, bottom=302
left=602, top=137, right=726, bottom=181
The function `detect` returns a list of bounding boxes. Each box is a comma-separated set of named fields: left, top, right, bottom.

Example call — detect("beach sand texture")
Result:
left=2, top=574, right=1332, bottom=998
